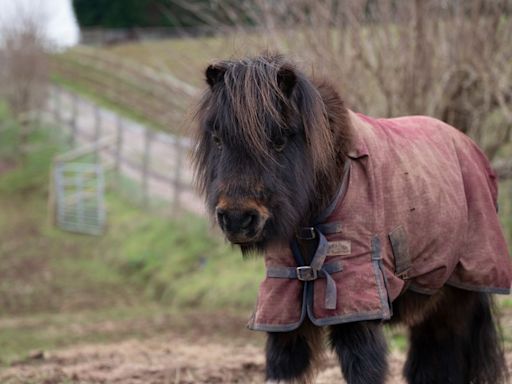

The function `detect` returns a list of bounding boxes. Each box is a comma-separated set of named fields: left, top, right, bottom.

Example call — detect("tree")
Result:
left=186, top=0, right=512, bottom=161
left=0, top=11, right=49, bottom=161
left=72, top=0, right=216, bottom=28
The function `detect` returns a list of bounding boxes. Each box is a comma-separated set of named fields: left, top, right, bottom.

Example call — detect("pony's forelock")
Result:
left=195, top=55, right=335, bottom=175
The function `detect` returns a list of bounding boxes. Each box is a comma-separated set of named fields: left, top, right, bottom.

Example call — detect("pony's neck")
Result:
left=306, top=80, right=353, bottom=223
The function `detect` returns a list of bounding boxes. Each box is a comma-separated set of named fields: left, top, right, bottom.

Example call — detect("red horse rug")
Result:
left=248, top=111, right=512, bottom=332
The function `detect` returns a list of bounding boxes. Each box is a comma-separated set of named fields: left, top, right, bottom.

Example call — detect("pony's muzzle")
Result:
left=215, top=206, right=267, bottom=244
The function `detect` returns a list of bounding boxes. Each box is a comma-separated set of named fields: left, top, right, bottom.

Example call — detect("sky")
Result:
left=0, top=0, right=80, bottom=47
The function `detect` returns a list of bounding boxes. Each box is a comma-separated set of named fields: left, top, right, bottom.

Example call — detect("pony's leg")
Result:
left=466, top=293, right=508, bottom=384
left=403, top=287, right=508, bottom=384
left=329, top=321, right=388, bottom=384
left=265, top=320, right=323, bottom=384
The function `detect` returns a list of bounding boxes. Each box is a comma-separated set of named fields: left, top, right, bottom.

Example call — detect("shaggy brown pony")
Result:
left=192, top=55, right=508, bottom=384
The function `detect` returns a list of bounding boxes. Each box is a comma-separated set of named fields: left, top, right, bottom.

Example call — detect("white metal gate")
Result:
left=54, top=162, right=106, bottom=235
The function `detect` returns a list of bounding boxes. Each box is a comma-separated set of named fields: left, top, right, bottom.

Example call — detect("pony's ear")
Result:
left=205, top=64, right=226, bottom=88
left=277, top=65, right=297, bottom=97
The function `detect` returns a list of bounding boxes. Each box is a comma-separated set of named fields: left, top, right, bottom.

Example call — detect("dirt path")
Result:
left=0, top=331, right=413, bottom=384
left=1, top=301, right=510, bottom=384
left=2, top=327, right=511, bottom=384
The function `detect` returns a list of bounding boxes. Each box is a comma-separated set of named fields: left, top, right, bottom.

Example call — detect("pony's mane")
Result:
left=314, top=79, right=352, bottom=160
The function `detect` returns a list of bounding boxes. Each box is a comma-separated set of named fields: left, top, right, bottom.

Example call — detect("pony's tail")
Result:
left=468, top=293, right=509, bottom=384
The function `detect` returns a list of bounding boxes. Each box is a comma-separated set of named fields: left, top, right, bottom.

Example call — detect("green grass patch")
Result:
left=0, top=305, right=183, bottom=364
left=102, top=196, right=264, bottom=309
left=386, top=327, right=409, bottom=353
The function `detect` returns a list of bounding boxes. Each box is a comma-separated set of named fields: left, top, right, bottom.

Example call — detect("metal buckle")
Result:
left=397, top=269, right=411, bottom=280
left=296, top=266, right=318, bottom=281
left=296, top=227, right=316, bottom=240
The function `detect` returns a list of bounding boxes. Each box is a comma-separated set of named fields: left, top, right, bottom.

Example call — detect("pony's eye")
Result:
left=212, top=133, right=222, bottom=149
left=273, top=136, right=288, bottom=152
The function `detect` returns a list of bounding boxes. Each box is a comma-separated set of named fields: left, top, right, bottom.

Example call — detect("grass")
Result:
left=102, top=36, right=235, bottom=87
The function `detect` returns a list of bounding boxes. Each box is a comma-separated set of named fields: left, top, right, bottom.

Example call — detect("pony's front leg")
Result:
left=265, top=320, right=323, bottom=383
left=329, top=321, right=388, bottom=384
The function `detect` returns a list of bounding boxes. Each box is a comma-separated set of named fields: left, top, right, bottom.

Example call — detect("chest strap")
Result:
left=267, top=229, right=342, bottom=310
left=266, top=260, right=343, bottom=310
left=264, top=159, right=352, bottom=311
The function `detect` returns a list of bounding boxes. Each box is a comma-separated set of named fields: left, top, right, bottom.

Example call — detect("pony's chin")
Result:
left=226, top=232, right=263, bottom=245
left=224, top=223, right=269, bottom=248
left=236, top=232, right=290, bottom=256
left=239, top=242, right=265, bottom=256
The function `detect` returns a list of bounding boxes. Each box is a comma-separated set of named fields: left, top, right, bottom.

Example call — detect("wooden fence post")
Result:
left=54, top=86, right=61, bottom=123
left=115, top=115, right=123, bottom=187
left=142, top=129, right=152, bottom=206
left=70, top=92, right=78, bottom=147
left=93, top=104, right=101, bottom=162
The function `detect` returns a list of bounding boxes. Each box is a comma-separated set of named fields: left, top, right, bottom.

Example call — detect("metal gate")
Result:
left=54, top=162, right=106, bottom=235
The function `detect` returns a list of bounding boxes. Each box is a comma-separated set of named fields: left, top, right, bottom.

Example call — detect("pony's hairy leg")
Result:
left=329, top=320, right=388, bottom=384
left=265, top=320, right=324, bottom=384
left=404, top=287, right=472, bottom=384
left=466, top=293, right=508, bottom=384
left=404, top=286, right=508, bottom=384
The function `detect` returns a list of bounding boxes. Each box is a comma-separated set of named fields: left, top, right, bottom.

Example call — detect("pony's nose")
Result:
left=216, top=208, right=259, bottom=235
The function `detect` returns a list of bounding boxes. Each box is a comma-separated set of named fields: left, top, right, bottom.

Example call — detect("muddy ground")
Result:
left=1, top=331, right=407, bottom=384
left=1, top=311, right=511, bottom=384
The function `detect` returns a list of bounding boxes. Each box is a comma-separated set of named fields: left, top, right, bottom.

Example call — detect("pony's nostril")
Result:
left=216, top=208, right=260, bottom=233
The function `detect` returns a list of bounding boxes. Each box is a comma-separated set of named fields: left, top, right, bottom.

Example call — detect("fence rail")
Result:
left=46, top=85, right=204, bottom=216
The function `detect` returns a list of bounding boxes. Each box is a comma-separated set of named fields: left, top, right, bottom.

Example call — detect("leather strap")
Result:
left=271, top=159, right=352, bottom=311
left=266, top=261, right=343, bottom=310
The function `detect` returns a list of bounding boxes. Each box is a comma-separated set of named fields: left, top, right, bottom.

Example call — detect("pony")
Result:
left=192, top=54, right=511, bottom=384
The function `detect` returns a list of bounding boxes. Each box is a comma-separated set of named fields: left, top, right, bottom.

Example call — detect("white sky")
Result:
left=0, top=0, right=80, bottom=47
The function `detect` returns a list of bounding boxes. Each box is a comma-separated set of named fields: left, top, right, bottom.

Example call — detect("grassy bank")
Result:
left=0, top=124, right=263, bottom=314
left=0, top=113, right=263, bottom=363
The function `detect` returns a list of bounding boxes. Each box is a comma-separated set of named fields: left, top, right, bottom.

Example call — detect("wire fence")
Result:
left=45, top=85, right=204, bottom=216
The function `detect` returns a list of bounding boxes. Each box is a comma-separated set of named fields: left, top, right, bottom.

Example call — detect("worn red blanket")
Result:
left=248, top=111, right=512, bottom=332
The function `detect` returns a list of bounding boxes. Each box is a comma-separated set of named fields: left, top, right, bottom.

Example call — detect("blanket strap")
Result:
left=268, top=159, right=352, bottom=311
left=266, top=260, right=343, bottom=310
left=268, top=230, right=341, bottom=310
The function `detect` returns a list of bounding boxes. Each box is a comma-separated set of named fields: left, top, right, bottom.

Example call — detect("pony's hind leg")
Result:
left=404, top=286, right=508, bottom=384
left=329, top=320, right=388, bottom=384
left=466, top=292, right=508, bottom=383
left=265, top=320, right=323, bottom=383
